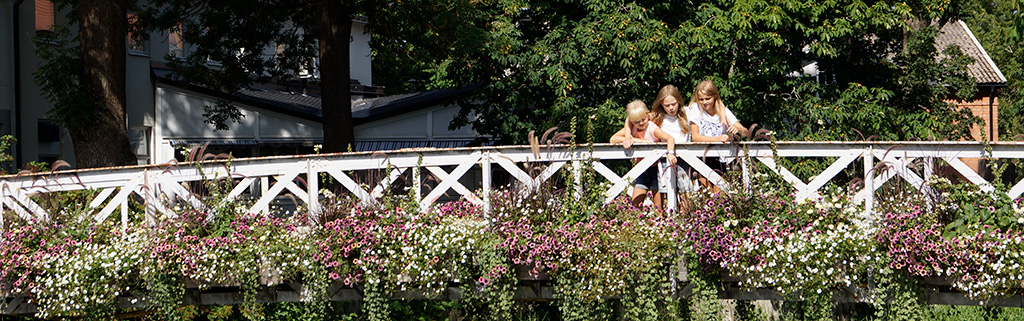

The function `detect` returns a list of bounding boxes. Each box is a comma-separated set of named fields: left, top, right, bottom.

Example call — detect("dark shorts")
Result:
left=702, top=157, right=729, bottom=174
left=633, top=165, right=659, bottom=191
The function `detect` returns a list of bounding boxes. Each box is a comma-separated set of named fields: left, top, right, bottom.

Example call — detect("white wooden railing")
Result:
left=2, top=141, right=1024, bottom=229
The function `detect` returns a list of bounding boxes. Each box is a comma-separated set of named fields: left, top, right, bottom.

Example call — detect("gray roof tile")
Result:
left=935, top=20, right=1007, bottom=85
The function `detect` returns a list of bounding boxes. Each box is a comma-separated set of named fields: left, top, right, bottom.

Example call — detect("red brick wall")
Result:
left=944, top=93, right=998, bottom=177
left=947, top=94, right=998, bottom=142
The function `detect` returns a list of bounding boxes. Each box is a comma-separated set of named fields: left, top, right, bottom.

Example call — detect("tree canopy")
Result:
left=965, top=0, right=1024, bottom=140
left=427, top=0, right=982, bottom=145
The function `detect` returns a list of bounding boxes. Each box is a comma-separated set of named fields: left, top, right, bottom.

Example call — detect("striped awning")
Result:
left=354, top=140, right=472, bottom=152
left=168, top=139, right=473, bottom=152
left=168, top=139, right=260, bottom=147
left=167, top=139, right=322, bottom=148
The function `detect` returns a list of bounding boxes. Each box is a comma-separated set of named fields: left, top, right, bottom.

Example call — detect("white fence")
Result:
left=2, top=141, right=1023, bottom=229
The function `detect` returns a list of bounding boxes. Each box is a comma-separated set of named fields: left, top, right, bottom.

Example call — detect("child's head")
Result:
left=652, top=85, right=688, bottom=133
left=626, top=100, right=650, bottom=130
left=690, top=80, right=729, bottom=125
left=690, top=80, right=721, bottom=106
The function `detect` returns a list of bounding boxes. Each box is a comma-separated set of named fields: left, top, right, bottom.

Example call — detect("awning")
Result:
left=354, top=140, right=472, bottom=152
left=167, top=139, right=473, bottom=152
left=167, top=139, right=322, bottom=148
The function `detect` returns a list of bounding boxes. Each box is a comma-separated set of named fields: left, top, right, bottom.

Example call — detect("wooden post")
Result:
left=864, top=146, right=874, bottom=217
left=413, top=163, right=423, bottom=214
left=482, top=151, right=491, bottom=217
left=307, top=159, right=321, bottom=222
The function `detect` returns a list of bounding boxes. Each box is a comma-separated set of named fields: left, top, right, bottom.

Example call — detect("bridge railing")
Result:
left=2, top=141, right=1023, bottom=229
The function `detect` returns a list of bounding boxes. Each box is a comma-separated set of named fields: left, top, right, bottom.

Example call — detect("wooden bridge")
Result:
left=3, top=141, right=1024, bottom=314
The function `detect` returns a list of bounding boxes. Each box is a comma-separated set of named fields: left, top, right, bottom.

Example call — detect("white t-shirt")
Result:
left=686, top=103, right=740, bottom=162
left=686, top=102, right=739, bottom=138
left=659, top=115, right=691, bottom=143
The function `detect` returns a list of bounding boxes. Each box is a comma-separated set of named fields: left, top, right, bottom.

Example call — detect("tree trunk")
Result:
left=317, top=0, right=354, bottom=153
left=74, top=0, right=136, bottom=167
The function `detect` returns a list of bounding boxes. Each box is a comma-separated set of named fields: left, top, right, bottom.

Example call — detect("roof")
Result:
left=151, top=63, right=479, bottom=123
left=350, top=84, right=481, bottom=124
left=935, top=20, right=1008, bottom=86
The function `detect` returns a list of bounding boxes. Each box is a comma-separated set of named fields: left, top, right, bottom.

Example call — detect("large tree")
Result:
left=34, top=0, right=138, bottom=168
left=453, top=0, right=980, bottom=144
left=140, top=0, right=489, bottom=153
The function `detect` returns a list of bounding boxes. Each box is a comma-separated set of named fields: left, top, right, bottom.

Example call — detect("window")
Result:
left=129, top=126, right=150, bottom=157
left=37, top=119, right=60, bottom=143
left=35, top=0, right=55, bottom=37
left=168, top=24, right=184, bottom=58
left=127, top=14, right=148, bottom=55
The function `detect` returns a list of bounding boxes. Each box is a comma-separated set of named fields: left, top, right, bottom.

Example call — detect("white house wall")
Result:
left=350, top=20, right=372, bottom=86
left=154, top=85, right=327, bottom=163
left=354, top=104, right=478, bottom=142
left=1, top=2, right=14, bottom=135
left=258, top=114, right=322, bottom=139
left=430, top=105, right=478, bottom=139
left=14, top=0, right=75, bottom=167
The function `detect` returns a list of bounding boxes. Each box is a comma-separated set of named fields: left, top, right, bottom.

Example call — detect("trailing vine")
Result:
left=687, top=254, right=722, bottom=321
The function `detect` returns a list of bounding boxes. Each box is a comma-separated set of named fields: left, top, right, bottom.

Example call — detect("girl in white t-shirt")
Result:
left=686, top=80, right=749, bottom=192
left=650, top=85, right=695, bottom=212
left=610, top=100, right=677, bottom=210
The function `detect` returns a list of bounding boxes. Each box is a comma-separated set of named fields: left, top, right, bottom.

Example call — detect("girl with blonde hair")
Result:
left=686, top=80, right=749, bottom=192
left=610, top=100, right=677, bottom=209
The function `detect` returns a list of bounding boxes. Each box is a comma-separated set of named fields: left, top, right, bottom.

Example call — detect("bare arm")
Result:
left=727, top=122, right=750, bottom=138
left=610, top=128, right=628, bottom=144
left=611, top=128, right=650, bottom=147
left=622, top=118, right=634, bottom=148
left=653, top=127, right=677, bottom=166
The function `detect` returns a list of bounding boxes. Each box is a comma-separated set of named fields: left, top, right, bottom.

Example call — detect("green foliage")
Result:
left=0, top=135, right=15, bottom=173
left=31, top=26, right=100, bottom=133
left=965, top=1, right=1024, bottom=140
left=368, top=0, right=490, bottom=95
left=555, top=276, right=616, bottom=321
left=449, top=0, right=979, bottom=145
left=929, top=177, right=1018, bottom=238
left=687, top=255, right=722, bottom=321
left=871, top=267, right=925, bottom=321
left=925, top=305, right=1024, bottom=321
left=362, top=275, right=390, bottom=321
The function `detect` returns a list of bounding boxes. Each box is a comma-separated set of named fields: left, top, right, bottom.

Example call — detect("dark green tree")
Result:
left=965, top=0, right=1024, bottom=140
left=454, top=0, right=981, bottom=144
left=33, top=0, right=138, bottom=168
left=139, top=0, right=491, bottom=153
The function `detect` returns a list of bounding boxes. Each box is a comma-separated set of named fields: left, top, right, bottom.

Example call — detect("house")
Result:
left=933, top=20, right=1007, bottom=178
left=934, top=20, right=1007, bottom=142
left=152, top=64, right=482, bottom=163
left=1, top=0, right=485, bottom=168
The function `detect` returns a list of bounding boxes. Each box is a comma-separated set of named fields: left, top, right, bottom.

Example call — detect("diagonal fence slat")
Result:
left=799, top=152, right=861, bottom=200
left=944, top=156, right=995, bottom=192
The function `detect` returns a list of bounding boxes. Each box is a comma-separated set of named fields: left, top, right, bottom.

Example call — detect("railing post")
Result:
left=307, top=159, right=321, bottom=222
left=482, top=151, right=491, bottom=217
left=572, top=159, right=582, bottom=201
left=260, top=177, right=270, bottom=215
left=924, top=156, right=934, bottom=212
left=667, top=159, right=678, bottom=212
left=741, top=152, right=751, bottom=191
left=413, top=163, right=423, bottom=214
left=863, top=146, right=874, bottom=217
left=144, top=169, right=154, bottom=226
